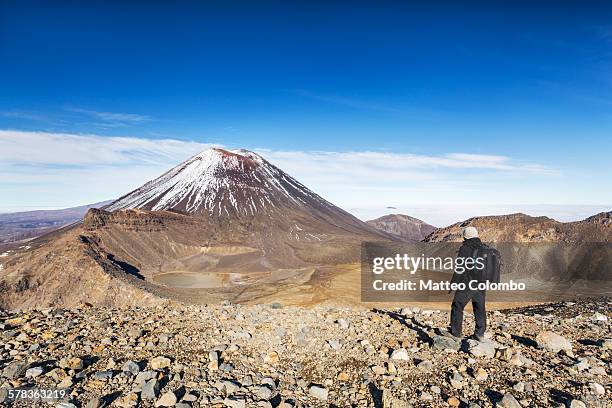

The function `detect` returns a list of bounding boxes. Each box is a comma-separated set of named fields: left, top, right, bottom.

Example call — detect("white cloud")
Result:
left=64, top=107, right=153, bottom=126
left=1, top=129, right=596, bottom=226
left=260, top=150, right=557, bottom=175
left=0, top=107, right=153, bottom=129
left=0, top=130, right=553, bottom=173
left=0, top=130, right=213, bottom=166
left=0, top=111, right=47, bottom=121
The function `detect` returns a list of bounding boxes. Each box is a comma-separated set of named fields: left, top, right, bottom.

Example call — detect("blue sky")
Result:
left=1, top=2, right=611, bottom=224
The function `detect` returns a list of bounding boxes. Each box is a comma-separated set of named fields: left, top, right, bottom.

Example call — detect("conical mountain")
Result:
left=0, top=148, right=394, bottom=309
left=109, top=148, right=330, bottom=217
left=104, top=147, right=389, bottom=239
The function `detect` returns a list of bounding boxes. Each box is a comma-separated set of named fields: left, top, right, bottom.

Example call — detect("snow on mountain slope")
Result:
left=107, top=148, right=330, bottom=217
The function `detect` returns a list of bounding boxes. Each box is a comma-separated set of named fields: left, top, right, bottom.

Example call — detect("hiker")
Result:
left=449, top=226, right=486, bottom=340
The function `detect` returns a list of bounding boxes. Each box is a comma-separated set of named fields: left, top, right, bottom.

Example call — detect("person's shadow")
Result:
left=372, top=309, right=433, bottom=346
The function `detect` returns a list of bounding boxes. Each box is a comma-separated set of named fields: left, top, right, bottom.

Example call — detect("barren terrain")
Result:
left=0, top=298, right=609, bottom=407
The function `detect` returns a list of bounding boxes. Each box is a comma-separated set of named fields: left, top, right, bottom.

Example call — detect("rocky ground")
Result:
left=0, top=298, right=610, bottom=408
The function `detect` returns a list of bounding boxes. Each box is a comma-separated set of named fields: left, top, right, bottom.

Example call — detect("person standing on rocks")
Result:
left=449, top=226, right=486, bottom=340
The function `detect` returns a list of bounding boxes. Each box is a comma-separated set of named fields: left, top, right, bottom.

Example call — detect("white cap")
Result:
left=462, top=226, right=479, bottom=239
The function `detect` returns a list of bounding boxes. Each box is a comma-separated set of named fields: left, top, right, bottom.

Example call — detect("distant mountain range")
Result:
left=0, top=201, right=111, bottom=243
left=366, top=214, right=436, bottom=242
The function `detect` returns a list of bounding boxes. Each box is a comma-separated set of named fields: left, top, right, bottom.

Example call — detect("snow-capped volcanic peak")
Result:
left=108, top=148, right=327, bottom=216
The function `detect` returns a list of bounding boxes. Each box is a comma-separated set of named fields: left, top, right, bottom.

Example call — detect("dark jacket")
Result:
left=451, top=237, right=483, bottom=284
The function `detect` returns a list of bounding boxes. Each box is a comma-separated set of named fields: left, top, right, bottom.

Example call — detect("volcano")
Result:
left=0, top=148, right=394, bottom=309
left=108, top=148, right=336, bottom=218
left=102, top=148, right=392, bottom=248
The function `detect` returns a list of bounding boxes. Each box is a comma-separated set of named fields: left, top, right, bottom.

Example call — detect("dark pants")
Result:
left=450, top=289, right=486, bottom=337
